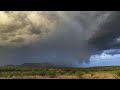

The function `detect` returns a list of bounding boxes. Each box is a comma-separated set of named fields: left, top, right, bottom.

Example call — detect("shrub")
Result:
left=48, top=72, right=56, bottom=78
left=116, top=71, right=120, bottom=78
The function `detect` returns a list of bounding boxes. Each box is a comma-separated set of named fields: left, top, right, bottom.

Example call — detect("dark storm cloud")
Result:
left=89, top=11, right=120, bottom=50
left=0, top=11, right=120, bottom=67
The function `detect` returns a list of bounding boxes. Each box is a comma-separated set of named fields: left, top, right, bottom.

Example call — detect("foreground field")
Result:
left=0, top=66, right=120, bottom=79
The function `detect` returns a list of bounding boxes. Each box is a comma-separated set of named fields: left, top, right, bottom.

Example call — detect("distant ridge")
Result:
left=4, top=63, right=120, bottom=69
left=4, top=63, right=72, bottom=69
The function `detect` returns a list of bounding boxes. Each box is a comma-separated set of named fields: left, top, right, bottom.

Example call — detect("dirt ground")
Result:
left=0, top=72, right=117, bottom=79
left=82, top=72, right=116, bottom=79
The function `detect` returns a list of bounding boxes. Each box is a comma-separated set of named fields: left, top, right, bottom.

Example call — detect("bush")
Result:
left=116, top=71, right=120, bottom=78
left=48, top=72, right=56, bottom=78
left=40, top=71, right=46, bottom=76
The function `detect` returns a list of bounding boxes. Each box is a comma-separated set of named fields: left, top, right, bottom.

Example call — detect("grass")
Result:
left=0, top=66, right=120, bottom=79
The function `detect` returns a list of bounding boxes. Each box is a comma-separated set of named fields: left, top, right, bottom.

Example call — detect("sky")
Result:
left=0, top=11, right=120, bottom=67
left=78, top=49, right=120, bottom=68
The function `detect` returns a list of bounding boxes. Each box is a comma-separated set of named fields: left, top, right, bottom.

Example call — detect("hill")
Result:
left=4, top=63, right=72, bottom=69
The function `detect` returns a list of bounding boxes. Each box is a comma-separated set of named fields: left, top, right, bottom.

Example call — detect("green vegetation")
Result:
left=0, top=66, right=120, bottom=79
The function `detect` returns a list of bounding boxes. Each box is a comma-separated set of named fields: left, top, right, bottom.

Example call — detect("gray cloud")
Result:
left=0, top=11, right=58, bottom=47
left=0, top=11, right=120, bottom=67
left=89, top=11, right=120, bottom=50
